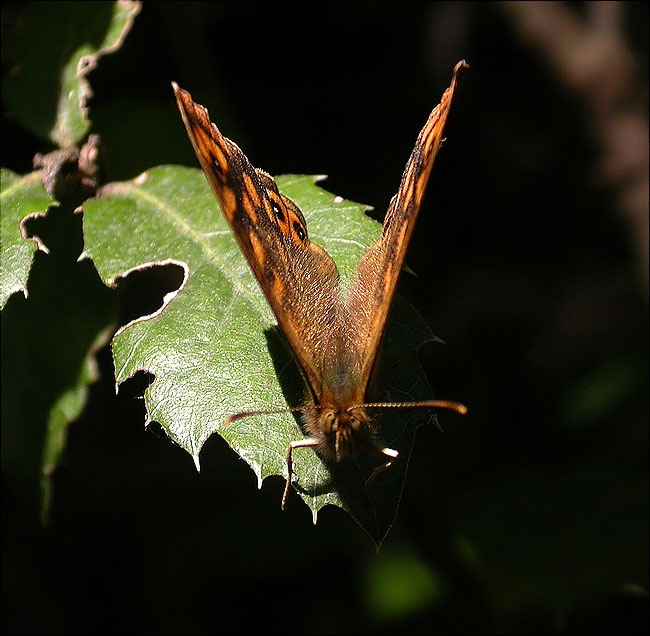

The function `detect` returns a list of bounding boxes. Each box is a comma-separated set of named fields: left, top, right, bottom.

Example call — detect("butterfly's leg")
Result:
left=282, top=437, right=319, bottom=509
left=364, top=447, right=399, bottom=500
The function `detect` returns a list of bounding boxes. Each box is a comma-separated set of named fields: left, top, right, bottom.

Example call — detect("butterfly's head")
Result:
left=303, top=406, right=376, bottom=461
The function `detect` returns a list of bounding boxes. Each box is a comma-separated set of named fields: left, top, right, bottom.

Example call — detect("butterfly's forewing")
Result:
left=173, top=83, right=344, bottom=399
left=349, top=61, right=466, bottom=391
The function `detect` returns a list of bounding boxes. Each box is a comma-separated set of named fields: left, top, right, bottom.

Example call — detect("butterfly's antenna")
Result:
left=225, top=401, right=466, bottom=424
left=348, top=400, right=468, bottom=416
left=224, top=406, right=307, bottom=425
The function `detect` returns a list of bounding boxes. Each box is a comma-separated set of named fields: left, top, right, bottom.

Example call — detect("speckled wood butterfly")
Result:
left=173, top=60, right=468, bottom=508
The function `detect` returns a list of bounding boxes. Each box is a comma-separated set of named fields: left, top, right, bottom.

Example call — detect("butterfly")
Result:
left=172, top=59, right=468, bottom=509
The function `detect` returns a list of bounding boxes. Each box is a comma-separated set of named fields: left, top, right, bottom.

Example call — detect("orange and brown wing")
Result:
left=173, top=83, right=339, bottom=399
left=349, top=61, right=467, bottom=391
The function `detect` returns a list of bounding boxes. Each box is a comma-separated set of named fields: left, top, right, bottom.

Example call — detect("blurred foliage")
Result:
left=1, top=1, right=648, bottom=634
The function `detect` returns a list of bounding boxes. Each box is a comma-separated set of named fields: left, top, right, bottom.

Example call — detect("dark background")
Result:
left=2, top=2, right=648, bottom=634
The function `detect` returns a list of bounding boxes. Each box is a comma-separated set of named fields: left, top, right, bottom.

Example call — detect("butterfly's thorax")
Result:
left=300, top=332, right=375, bottom=461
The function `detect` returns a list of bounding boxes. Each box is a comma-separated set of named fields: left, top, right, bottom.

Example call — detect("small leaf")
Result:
left=2, top=0, right=141, bottom=146
left=83, top=167, right=440, bottom=545
left=0, top=169, right=56, bottom=308
left=41, top=325, right=114, bottom=523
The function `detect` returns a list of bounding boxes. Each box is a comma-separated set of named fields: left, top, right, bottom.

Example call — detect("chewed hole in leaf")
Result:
left=114, top=261, right=185, bottom=327
left=118, top=369, right=156, bottom=402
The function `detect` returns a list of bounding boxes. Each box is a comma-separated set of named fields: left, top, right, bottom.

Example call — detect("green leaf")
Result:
left=0, top=169, right=56, bottom=309
left=41, top=326, right=113, bottom=522
left=82, top=166, right=441, bottom=545
left=2, top=0, right=141, bottom=146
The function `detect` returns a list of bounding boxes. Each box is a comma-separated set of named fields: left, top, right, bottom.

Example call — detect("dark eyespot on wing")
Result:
left=292, top=220, right=306, bottom=242
left=271, top=202, right=286, bottom=223
left=281, top=197, right=309, bottom=244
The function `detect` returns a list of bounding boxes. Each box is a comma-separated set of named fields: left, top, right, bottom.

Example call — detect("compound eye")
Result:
left=350, top=415, right=362, bottom=432
left=321, top=411, right=336, bottom=434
